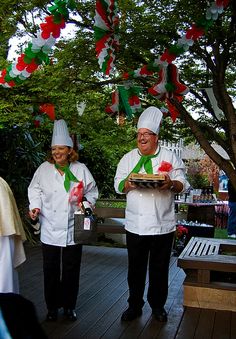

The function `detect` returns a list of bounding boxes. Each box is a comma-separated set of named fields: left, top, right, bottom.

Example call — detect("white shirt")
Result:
left=114, top=146, right=189, bottom=235
left=28, top=161, right=98, bottom=246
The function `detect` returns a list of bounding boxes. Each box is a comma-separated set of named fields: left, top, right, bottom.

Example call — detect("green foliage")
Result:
left=0, top=124, right=47, bottom=242
left=73, top=106, right=136, bottom=197
left=0, top=124, right=46, bottom=203
left=0, top=0, right=235, bottom=197
left=187, top=173, right=209, bottom=189
left=185, top=159, right=210, bottom=188
left=214, top=228, right=228, bottom=239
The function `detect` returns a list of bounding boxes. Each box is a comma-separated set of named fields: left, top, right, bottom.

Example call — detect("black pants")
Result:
left=42, top=243, right=82, bottom=311
left=126, top=230, right=174, bottom=310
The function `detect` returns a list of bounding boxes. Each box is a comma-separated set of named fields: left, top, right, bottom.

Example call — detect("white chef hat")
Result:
left=137, top=106, right=163, bottom=134
left=51, top=119, right=73, bottom=147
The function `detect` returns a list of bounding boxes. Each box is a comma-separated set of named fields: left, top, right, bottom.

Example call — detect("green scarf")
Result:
left=55, top=163, right=79, bottom=192
left=118, top=150, right=160, bottom=192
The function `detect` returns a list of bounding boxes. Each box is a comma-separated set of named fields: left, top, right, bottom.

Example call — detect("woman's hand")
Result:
left=29, top=208, right=40, bottom=220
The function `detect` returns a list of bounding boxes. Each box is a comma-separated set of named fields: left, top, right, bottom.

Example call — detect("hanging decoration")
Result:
left=32, top=103, right=55, bottom=127
left=105, top=90, right=119, bottom=115
left=94, top=0, right=119, bottom=75
left=76, top=101, right=87, bottom=116
left=148, top=64, right=188, bottom=121
left=106, top=83, right=142, bottom=120
left=0, top=0, right=230, bottom=125
left=107, top=0, right=229, bottom=122
left=165, top=97, right=184, bottom=123
left=121, top=0, right=229, bottom=82
left=122, top=59, right=162, bottom=80
left=148, top=64, right=188, bottom=100
left=0, top=0, right=76, bottom=88
left=201, top=88, right=223, bottom=120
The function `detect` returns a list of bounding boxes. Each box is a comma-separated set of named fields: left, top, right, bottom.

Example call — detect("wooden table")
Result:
left=177, top=237, right=236, bottom=311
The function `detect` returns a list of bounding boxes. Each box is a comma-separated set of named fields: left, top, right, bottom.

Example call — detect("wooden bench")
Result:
left=177, top=237, right=236, bottom=311
left=94, top=206, right=126, bottom=234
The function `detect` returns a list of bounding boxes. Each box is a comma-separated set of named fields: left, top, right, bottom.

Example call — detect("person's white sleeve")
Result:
left=170, top=154, right=190, bottom=192
left=114, top=154, right=129, bottom=194
left=28, top=167, right=43, bottom=211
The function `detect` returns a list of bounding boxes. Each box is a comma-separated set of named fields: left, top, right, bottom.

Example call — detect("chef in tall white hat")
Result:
left=28, top=119, right=98, bottom=322
left=114, top=106, right=189, bottom=323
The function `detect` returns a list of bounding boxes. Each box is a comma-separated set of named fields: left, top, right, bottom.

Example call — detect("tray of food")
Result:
left=128, top=173, right=165, bottom=188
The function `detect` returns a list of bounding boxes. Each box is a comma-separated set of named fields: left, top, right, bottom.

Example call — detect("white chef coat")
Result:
left=28, top=161, right=98, bottom=246
left=114, top=146, right=189, bottom=235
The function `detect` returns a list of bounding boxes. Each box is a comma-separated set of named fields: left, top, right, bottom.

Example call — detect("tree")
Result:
left=0, top=0, right=235, bottom=193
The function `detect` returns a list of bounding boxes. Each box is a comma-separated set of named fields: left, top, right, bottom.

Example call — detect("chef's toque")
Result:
left=137, top=106, right=163, bottom=134
left=51, top=119, right=73, bottom=147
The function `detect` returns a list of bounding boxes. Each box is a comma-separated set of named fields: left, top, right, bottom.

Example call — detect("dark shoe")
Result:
left=64, top=308, right=77, bottom=321
left=46, top=309, right=58, bottom=321
left=121, top=308, right=142, bottom=321
left=152, top=308, right=167, bottom=322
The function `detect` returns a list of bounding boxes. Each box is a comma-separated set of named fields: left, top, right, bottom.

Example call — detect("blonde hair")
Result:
left=47, top=148, right=79, bottom=164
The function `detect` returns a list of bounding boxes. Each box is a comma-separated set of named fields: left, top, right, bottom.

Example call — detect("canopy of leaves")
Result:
left=0, top=0, right=235, bottom=197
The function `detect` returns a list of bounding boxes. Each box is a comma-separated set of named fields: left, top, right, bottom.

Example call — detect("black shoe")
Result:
left=64, top=308, right=77, bottom=321
left=121, top=308, right=142, bottom=321
left=152, top=308, right=167, bottom=322
left=46, top=309, right=58, bottom=321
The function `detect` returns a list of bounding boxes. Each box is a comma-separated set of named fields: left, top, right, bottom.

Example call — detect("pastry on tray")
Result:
left=129, top=173, right=165, bottom=188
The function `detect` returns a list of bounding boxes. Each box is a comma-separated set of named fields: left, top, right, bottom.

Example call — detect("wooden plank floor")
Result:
left=18, top=243, right=236, bottom=339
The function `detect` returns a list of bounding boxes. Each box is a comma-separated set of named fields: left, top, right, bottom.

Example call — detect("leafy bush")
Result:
left=0, top=125, right=46, bottom=241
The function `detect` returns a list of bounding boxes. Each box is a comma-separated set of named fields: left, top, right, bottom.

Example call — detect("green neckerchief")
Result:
left=118, top=149, right=160, bottom=192
left=55, top=163, right=79, bottom=192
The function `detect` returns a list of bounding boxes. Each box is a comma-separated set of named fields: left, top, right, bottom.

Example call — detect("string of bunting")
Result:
left=94, top=0, right=119, bottom=76
left=0, top=0, right=76, bottom=88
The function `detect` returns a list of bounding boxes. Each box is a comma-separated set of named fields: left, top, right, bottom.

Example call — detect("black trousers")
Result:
left=42, top=243, right=82, bottom=311
left=126, top=230, right=174, bottom=310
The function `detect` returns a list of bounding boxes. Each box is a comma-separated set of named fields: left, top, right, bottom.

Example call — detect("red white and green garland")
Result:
left=106, top=0, right=230, bottom=121
left=0, top=0, right=76, bottom=88
left=0, top=0, right=230, bottom=123
left=94, top=0, right=119, bottom=76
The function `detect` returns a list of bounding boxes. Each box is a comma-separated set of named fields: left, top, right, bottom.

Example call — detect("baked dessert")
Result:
left=129, top=173, right=165, bottom=188
left=129, top=173, right=165, bottom=181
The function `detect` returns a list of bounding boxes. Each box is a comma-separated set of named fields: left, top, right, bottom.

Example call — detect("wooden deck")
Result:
left=18, top=243, right=236, bottom=339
